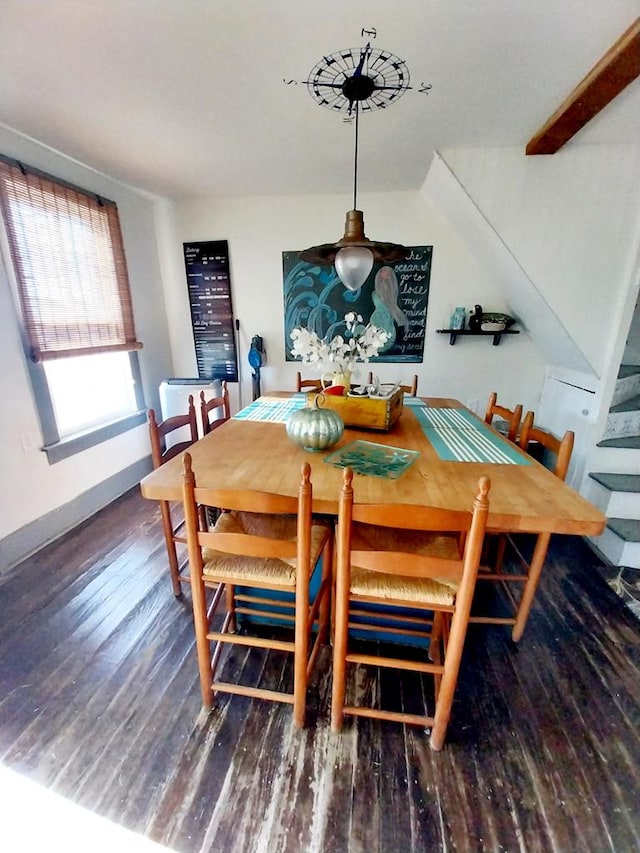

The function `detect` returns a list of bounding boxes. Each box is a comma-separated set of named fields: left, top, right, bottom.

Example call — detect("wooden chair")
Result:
left=147, top=395, right=199, bottom=596
left=181, top=453, right=333, bottom=728
left=473, top=411, right=575, bottom=641
left=484, top=392, right=523, bottom=443
left=331, top=468, right=490, bottom=750
left=366, top=372, right=419, bottom=396
left=199, top=381, right=230, bottom=435
left=519, top=411, right=574, bottom=482
left=296, top=372, right=323, bottom=392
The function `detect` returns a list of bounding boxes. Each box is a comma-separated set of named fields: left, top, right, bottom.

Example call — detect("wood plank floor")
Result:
left=1, top=487, right=640, bottom=852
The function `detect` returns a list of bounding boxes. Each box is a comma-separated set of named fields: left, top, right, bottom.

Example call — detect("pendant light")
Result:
left=300, top=42, right=410, bottom=289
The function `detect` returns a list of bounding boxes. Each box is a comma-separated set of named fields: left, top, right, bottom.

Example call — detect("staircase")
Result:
left=588, top=365, right=640, bottom=568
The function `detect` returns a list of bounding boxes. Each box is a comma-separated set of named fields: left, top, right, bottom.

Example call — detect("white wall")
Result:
left=167, top=187, right=547, bottom=415
left=0, top=126, right=173, bottom=544
left=441, top=144, right=640, bottom=380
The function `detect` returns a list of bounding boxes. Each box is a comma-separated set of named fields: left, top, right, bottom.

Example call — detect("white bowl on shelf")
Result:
left=481, top=320, right=506, bottom=332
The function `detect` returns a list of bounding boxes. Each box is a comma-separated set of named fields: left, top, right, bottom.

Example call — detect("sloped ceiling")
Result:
left=0, top=1, right=639, bottom=200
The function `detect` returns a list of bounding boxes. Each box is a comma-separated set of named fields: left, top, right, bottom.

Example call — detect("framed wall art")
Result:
left=283, top=246, right=432, bottom=363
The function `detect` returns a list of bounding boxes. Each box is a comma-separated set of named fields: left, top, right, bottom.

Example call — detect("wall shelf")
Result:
left=437, top=329, right=520, bottom=346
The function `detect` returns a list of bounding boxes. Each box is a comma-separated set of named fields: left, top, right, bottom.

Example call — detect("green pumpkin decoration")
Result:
left=286, top=394, right=344, bottom=452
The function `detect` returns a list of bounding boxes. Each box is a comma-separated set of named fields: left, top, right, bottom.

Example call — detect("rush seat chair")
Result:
left=474, top=411, right=574, bottom=641
left=367, top=372, right=419, bottom=397
left=330, top=468, right=490, bottom=750
left=147, top=395, right=199, bottom=596
left=296, top=372, right=323, bottom=392
left=181, top=453, right=333, bottom=728
left=199, top=381, right=230, bottom=435
left=484, top=392, right=523, bottom=443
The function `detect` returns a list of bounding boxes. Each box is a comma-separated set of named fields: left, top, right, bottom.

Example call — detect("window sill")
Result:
left=43, top=410, right=147, bottom=464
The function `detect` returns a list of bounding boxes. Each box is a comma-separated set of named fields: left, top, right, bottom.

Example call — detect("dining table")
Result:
left=139, top=393, right=606, bottom=539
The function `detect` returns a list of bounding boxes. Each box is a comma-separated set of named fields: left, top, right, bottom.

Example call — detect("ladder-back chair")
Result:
left=331, top=468, right=490, bottom=750
left=296, top=372, right=323, bottom=393
left=474, top=411, right=575, bottom=641
left=367, top=372, right=419, bottom=397
left=484, top=392, right=523, bottom=443
left=199, top=381, right=230, bottom=436
left=182, top=454, right=333, bottom=728
left=147, top=395, right=199, bottom=596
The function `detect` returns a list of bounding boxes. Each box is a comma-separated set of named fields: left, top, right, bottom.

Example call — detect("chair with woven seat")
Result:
left=473, top=410, right=575, bottom=641
left=147, top=395, right=199, bottom=596
left=199, top=381, right=230, bottom=435
left=366, top=372, right=419, bottom=396
left=181, top=453, right=333, bottom=728
left=331, top=468, right=490, bottom=750
left=296, top=372, right=323, bottom=393
left=484, top=392, right=523, bottom=443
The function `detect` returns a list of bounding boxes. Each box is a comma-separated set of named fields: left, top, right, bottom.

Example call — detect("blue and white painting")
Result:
left=282, top=246, right=432, bottom=363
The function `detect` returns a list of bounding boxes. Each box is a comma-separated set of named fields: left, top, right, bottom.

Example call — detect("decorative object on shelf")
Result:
left=450, top=306, right=467, bottom=330
left=285, top=393, right=344, bottom=452
left=437, top=327, right=519, bottom=346
left=481, top=320, right=506, bottom=332
left=437, top=309, right=517, bottom=344
left=480, top=311, right=516, bottom=330
left=468, top=304, right=483, bottom=331
left=299, top=37, right=418, bottom=291
left=290, top=311, right=390, bottom=394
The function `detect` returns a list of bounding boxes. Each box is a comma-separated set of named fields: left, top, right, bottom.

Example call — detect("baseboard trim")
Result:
left=0, top=456, right=154, bottom=575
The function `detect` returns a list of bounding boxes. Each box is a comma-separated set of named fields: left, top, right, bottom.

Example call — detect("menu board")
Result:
left=182, top=240, right=238, bottom=381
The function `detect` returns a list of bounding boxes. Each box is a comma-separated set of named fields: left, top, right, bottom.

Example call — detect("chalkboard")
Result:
left=183, top=240, right=238, bottom=381
left=282, top=246, right=432, bottom=363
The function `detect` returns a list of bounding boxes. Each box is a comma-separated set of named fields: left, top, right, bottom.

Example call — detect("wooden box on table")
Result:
left=306, top=387, right=404, bottom=431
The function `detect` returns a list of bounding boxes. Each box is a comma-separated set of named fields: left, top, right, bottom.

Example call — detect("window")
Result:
left=0, top=156, right=145, bottom=462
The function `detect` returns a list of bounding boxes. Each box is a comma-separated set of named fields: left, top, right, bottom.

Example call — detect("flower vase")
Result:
left=322, top=370, right=351, bottom=396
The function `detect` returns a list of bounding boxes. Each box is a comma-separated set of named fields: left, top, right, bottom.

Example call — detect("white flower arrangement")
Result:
left=290, top=312, right=390, bottom=375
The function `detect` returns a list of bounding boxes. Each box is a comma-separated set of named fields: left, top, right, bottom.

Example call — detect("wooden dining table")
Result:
left=139, top=394, right=606, bottom=538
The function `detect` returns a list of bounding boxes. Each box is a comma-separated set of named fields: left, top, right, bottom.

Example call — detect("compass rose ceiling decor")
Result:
left=299, top=40, right=413, bottom=291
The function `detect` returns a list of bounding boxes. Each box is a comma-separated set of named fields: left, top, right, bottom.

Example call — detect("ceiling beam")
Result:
left=526, top=17, right=640, bottom=156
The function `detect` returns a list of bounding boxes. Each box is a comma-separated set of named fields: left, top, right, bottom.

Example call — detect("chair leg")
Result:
left=318, top=535, right=333, bottom=645
left=293, top=583, right=310, bottom=730
left=512, top=532, right=551, bottom=642
left=430, top=609, right=467, bottom=751
left=191, top=571, right=214, bottom=710
left=494, top=533, right=507, bottom=573
left=226, top=584, right=237, bottom=633
left=330, top=581, right=350, bottom=733
left=159, top=501, right=182, bottom=597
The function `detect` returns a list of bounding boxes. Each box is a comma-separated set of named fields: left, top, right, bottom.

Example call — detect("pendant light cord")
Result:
left=352, top=103, right=360, bottom=211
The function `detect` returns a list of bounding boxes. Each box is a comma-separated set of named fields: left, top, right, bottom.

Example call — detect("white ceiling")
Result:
left=1, top=1, right=639, bottom=201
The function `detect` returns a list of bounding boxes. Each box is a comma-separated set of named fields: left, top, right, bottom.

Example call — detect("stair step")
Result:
left=589, top=472, right=640, bottom=492
left=609, top=394, right=640, bottom=414
left=591, top=519, right=640, bottom=567
left=618, top=364, right=640, bottom=379
left=589, top=527, right=640, bottom=568
left=597, top=435, right=640, bottom=449
left=607, top=518, right=640, bottom=543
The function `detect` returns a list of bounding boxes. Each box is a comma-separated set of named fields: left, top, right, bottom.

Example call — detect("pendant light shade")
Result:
left=300, top=207, right=408, bottom=288
left=335, top=246, right=374, bottom=291
left=300, top=77, right=409, bottom=288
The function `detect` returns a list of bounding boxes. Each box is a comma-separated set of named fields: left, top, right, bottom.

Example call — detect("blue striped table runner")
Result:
left=233, top=395, right=306, bottom=423
left=411, top=405, right=530, bottom=464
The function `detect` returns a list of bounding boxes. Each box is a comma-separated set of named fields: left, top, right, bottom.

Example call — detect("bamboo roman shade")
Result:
left=0, top=157, right=142, bottom=361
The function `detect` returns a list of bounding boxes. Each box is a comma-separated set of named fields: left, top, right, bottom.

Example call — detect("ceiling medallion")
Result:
left=306, top=43, right=410, bottom=115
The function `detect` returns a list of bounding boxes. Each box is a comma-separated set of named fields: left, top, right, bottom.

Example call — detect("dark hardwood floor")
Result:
left=1, top=487, right=640, bottom=852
